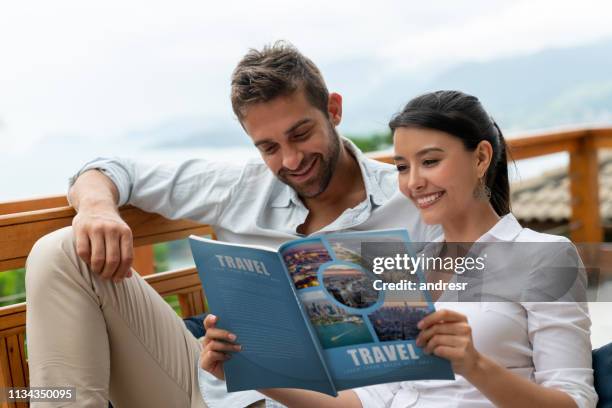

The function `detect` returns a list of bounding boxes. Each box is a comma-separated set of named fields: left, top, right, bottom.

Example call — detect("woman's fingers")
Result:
left=422, top=334, right=465, bottom=354
left=202, top=315, right=238, bottom=345
left=431, top=345, right=463, bottom=361
left=204, top=314, right=218, bottom=330
left=208, top=340, right=242, bottom=353
left=418, top=309, right=467, bottom=331
left=416, top=321, right=471, bottom=346
left=200, top=350, right=231, bottom=371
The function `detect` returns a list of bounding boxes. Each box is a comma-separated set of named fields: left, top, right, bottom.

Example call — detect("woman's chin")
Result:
left=418, top=208, right=445, bottom=226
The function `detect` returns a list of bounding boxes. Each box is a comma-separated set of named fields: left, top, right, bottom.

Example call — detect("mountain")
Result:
left=425, top=38, right=612, bottom=131
left=123, top=116, right=250, bottom=148
left=341, top=37, right=612, bottom=136
left=122, top=37, right=612, bottom=146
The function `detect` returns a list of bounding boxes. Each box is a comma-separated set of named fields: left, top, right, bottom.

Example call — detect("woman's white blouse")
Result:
left=354, top=213, right=598, bottom=408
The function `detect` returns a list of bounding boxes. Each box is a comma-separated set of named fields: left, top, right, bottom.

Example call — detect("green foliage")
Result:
left=164, top=294, right=182, bottom=315
left=0, top=268, right=26, bottom=307
left=154, top=242, right=170, bottom=273
left=347, top=131, right=393, bottom=153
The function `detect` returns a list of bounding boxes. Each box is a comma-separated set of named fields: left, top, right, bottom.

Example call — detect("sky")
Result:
left=2, top=0, right=612, bottom=153
left=2, top=0, right=612, bottom=200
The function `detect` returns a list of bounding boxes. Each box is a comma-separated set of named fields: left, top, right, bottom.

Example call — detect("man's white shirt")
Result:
left=69, top=138, right=441, bottom=408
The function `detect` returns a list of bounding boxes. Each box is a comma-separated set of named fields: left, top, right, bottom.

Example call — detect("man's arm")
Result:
left=68, top=169, right=134, bottom=281
left=67, top=156, right=246, bottom=280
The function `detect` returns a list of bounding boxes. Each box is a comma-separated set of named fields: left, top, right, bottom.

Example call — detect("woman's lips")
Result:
left=413, top=191, right=445, bottom=209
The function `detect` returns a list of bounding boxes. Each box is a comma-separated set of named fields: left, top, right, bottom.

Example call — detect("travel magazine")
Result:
left=189, top=229, right=454, bottom=397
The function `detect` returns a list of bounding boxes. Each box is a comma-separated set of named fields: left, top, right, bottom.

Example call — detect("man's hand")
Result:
left=72, top=209, right=134, bottom=281
left=69, top=169, right=133, bottom=282
left=200, top=314, right=241, bottom=381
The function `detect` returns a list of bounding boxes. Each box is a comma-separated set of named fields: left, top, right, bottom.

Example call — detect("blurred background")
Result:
left=1, top=0, right=611, bottom=345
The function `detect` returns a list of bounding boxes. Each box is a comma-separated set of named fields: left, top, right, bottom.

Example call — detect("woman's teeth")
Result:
left=416, top=191, right=444, bottom=207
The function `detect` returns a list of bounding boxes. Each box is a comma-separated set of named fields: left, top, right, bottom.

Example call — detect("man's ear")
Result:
left=476, top=140, right=494, bottom=178
left=327, top=92, right=342, bottom=126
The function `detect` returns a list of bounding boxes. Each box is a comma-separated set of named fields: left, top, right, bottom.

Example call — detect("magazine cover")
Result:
left=189, top=229, right=454, bottom=396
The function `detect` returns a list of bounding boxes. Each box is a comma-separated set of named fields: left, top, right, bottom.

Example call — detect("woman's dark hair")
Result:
left=389, top=90, right=510, bottom=216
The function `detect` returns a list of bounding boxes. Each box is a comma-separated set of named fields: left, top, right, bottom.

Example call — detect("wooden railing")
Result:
left=1, top=126, right=611, bottom=406
left=371, top=126, right=612, bottom=243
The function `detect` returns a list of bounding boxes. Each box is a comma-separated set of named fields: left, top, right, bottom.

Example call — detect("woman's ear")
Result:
left=475, top=140, right=494, bottom=178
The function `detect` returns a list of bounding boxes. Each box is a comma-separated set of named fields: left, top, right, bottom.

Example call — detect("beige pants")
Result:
left=25, top=226, right=208, bottom=408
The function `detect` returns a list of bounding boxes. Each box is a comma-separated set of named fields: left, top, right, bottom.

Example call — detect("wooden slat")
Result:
left=366, top=150, right=393, bottom=164
left=0, top=305, right=26, bottom=334
left=178, top=293, right=196, bottom=318
left=0, top=195, right=68, bottom=216
left=17, top=334, right=28, bottom=388
left=6, top=336, right=26, bottom=390
left=177, top=290, right=207, bottom=318
left=0, top=206, right=212, bottom=271
left=133, top=245, right=155, bottom=276
left=192, top=290, right=206, bottom=315
left=592, top=129, right=612, bottom=149
left=144, top=267, right=201, bottom=296
left=0, top=338, right=12, bottom=389
left=507, top=137, right=579, bottom=160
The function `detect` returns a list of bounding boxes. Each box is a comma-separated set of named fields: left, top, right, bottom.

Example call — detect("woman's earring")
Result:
left=473, top=177, right=491, bottom=201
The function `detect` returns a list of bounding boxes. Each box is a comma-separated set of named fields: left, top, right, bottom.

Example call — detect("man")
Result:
left=25, top=42, right=439, bottom=407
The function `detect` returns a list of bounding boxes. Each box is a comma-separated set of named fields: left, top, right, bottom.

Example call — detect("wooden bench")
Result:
left=0, top=197, right=213, bottom=408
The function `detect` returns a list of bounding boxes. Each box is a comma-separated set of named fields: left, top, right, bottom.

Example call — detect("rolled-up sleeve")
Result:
left=523, top=301, right=597, bottom=407
left=521, top=237, right=597, bottom=407
left=68, top=157, right=243, bottom=225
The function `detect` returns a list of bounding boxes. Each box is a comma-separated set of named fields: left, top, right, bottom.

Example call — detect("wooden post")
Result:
left=569, top=133, right=603, bottom=242
left=133, top=245, right=155, bottom=276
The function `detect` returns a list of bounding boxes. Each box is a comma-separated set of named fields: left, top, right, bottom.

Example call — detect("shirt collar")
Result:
left=269, top=136, right=387, bottom=208
left=476, top=213, right=523, bottom=243
left=428, top=213, right=523, bottom=244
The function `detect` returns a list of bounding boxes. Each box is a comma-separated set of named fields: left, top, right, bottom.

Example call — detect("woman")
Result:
left=200, top=91, right=597, bottom=407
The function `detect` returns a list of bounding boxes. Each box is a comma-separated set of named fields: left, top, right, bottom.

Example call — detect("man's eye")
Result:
left=260, top=145, right=278, bottom=155
left=423, top=159, right=439, bottom=166
left=293, top=131, right=310, bottom=140
left=395, top=164, right=409, bottom=173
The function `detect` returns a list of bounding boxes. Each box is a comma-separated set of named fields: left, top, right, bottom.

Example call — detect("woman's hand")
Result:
left=199, top=314, right=241, bottom=381
left=415, top=309, right=481, bottom=377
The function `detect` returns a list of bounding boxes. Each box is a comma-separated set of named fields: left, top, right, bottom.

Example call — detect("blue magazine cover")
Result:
left=189, top=229, right=454, bottom=397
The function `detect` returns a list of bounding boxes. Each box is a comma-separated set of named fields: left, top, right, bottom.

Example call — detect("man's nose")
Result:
left=282, top=146, right=304, bottom=171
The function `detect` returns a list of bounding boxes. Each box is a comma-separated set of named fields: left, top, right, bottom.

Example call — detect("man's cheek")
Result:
left=263, top=156, right=281, bottom=175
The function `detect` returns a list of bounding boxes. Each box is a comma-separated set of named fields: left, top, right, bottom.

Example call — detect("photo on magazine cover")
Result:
left=368, top=301, right=429, bottom=342
left=300, top=290, right=374, bottom=349
left=321, top=264, right=379, bottom=309
left=282, top=240, right=332, bottom=289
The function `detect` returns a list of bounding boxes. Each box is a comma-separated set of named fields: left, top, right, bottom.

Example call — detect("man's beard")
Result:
left=277, top=124, right=341, bottom=198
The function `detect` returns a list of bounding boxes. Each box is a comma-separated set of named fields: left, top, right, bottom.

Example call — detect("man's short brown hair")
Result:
left=231, top=41, right=329, bottom=121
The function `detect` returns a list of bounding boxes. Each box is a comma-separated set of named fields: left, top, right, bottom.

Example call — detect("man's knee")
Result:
left=26, top=226, right=78, bottom=290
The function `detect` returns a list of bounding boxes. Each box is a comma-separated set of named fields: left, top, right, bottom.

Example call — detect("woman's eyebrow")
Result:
left=416, top=147, right=444, bottom=157
left=393, top=147, right=444, bottom=161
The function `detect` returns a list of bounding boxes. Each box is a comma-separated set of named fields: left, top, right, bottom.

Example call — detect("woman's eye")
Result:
left=395, top=164, right=409, bottom=173
left=423, top=159, right=439, bottom=166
